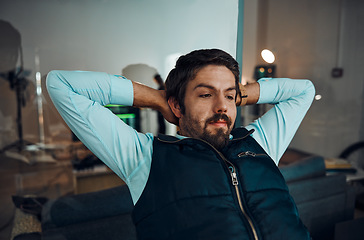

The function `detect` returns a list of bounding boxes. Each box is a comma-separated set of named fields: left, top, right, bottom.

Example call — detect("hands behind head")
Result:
left=159, top=90, right=179, bottom=126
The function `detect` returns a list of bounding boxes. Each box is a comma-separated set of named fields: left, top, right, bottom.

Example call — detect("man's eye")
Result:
left=200, top=94, right=211, bottom=98
left=227, top=95, right=235, bottom=100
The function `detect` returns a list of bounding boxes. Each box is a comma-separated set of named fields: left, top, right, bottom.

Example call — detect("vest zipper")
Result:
left=228, top=165, right=259, bottom=240
left=157, top=136, right=259, bottom=240
left=238, top=151, right=267, bottom=158
left=194, top=141, right=259, bottom=240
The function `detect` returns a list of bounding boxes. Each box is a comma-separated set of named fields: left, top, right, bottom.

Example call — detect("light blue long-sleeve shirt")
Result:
left=46, top=70, right=315, bottom=204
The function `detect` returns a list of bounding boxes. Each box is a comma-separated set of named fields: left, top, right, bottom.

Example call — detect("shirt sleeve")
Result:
left=246, top=78, right=315, bottom=165
left=46, top=70, right=153, bottom=202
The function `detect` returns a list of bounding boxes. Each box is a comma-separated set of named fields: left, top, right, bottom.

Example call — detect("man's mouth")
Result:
left=206, top=113, right=232, bottom=129
left=209, top=119, right=228, bottom=127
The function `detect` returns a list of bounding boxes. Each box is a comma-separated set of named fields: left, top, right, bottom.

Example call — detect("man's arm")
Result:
left=239, top=78, right=315, bottom=165
left=46, top=70, right=161, bottom=203
left=132, top=81, right=178, bottom=125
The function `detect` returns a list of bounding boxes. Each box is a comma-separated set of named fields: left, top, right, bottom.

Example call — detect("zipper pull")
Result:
left=238, top=151, right=256, bottom=157
left=229, top=166, right=239, bottom=185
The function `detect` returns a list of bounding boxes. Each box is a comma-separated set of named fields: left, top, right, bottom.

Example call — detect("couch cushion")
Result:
left=42, top=213, right=136, bottom=240
left=42, top=185, right=133, bottom=229
left=287, top=174, right=347, bottom=204
left=298, top=192, right=349, bottom=240
left=279, top=156, right=326, bottom=183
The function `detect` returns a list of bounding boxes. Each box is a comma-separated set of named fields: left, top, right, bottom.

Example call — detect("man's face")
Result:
left=178, top=65, right=237, bottom=150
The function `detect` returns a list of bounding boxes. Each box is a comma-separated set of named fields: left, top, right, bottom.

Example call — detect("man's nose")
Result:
left=214, top=95, right=227, bottom=113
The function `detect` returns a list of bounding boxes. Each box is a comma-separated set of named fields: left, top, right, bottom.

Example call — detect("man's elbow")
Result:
left=303, top=79, right=316, bottom=102
left=46, top=70, right=63, bottom=95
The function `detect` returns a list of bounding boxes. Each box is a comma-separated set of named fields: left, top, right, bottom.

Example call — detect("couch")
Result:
left=280, top=154, right=356, bottom=239
left=38, top=153, right=355, bottom=240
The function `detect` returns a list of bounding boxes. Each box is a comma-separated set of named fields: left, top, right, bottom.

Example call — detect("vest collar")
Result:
left=156, top=127, right=254, bottom=143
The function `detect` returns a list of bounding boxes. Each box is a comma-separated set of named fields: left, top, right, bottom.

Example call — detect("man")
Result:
left=47, top=49, right=315, bottom=239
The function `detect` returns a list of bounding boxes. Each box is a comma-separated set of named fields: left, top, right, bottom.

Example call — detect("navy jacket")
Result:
left=132, top=128, right=310, bottom=240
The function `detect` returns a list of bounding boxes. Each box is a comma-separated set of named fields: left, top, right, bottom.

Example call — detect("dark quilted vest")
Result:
left=132, top=128, right=310, bottom=240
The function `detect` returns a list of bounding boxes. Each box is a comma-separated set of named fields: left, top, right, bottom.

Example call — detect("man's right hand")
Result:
left=159, top=90, right=179, bottom=126
left=132, top=81, right=179, bottom=126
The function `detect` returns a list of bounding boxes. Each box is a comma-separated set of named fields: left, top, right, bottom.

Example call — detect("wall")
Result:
left=243, top=0, right=364, bottom=160
left=0, top=0, right=239, bottom=147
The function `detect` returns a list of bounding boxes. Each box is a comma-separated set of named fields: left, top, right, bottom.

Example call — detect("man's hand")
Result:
left=158, top=90, right=179, bottom=126
left=132, top=81, right=179, bottom=126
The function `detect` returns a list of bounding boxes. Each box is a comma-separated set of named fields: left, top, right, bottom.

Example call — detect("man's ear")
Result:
left=167, top=97, right=182, bottom=118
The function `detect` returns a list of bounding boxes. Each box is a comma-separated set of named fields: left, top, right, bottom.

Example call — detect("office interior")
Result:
left=1, top=0, right=363, bottom=239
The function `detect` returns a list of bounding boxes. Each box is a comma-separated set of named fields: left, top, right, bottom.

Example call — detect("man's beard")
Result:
left=180, top=113, right=232, bottom=151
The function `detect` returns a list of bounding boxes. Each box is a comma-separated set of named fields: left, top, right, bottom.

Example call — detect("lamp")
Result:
left=254, top=49, right=276, bottom=80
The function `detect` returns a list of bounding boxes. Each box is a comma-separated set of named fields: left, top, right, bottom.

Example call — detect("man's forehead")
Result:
left=189, top=75, right=236, bottom=92
left=192, top=65, right=235, bottom=81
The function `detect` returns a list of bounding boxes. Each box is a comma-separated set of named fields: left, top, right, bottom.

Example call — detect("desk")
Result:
left=74, top=165, right=125, bottom=194
left=0, top=155, right=74, bottom=199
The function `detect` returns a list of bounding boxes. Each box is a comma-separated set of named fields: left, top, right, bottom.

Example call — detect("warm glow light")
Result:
left=261, top=49, right=275, bottom=64
left=315, top=94, right=322, bottom=101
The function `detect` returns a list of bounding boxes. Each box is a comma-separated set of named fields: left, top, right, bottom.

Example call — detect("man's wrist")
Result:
left=238, top=83, right=248, bottom=106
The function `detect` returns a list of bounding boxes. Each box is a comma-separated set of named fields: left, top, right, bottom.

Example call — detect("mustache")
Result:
left=206, top=113, right=232, bottom=126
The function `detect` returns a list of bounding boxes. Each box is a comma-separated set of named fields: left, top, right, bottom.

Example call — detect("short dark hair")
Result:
left=165, top=49, right=240, bottom=114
